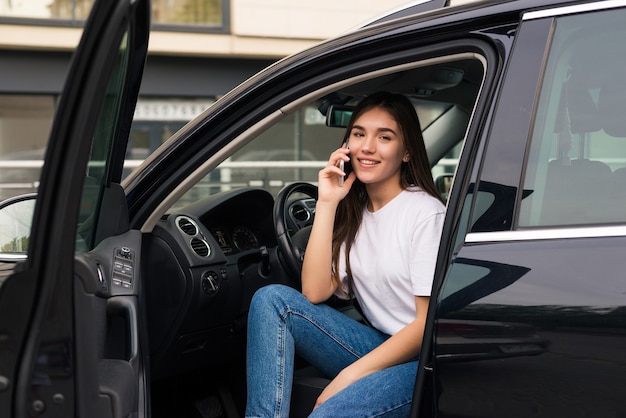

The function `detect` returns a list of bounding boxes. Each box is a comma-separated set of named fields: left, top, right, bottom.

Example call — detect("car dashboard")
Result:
left=142, top=187, right=296, bottom=379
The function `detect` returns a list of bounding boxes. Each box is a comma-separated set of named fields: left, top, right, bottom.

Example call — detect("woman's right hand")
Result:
left=317, top=146, right=356, bottom=204
left=302, top=146, right=352, bottom=302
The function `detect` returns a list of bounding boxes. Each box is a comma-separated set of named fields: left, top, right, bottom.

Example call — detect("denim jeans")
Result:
left=245, top=284, right=418, bottom=418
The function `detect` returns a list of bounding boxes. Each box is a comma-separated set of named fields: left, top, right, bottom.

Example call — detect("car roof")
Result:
left=358, top=0, right=484, bottom=28
left=357, top=0, right=606, bottom=31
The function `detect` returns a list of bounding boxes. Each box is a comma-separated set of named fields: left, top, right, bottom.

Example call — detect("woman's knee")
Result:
left=250, top=284, right=300, bottom=315
left=252, top=283, right=296, bottom=303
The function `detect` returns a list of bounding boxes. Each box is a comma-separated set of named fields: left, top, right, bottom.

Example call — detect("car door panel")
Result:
left=435, top=236, right=626, bottom=417
left=0, top=0, right=149, bottom=416
left=74, top=229, right=143, bottom=418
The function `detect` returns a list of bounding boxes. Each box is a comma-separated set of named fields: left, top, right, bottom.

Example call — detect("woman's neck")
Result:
left=366, top=182, right=404, bottom=212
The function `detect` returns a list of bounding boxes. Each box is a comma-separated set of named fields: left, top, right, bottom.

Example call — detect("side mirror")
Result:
left=0, top=193, right=36, bottom=260
left=435, top=174, right=454, bottom=201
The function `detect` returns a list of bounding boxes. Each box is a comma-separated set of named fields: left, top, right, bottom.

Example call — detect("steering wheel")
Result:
left=274, top=182, right=318, bottom=280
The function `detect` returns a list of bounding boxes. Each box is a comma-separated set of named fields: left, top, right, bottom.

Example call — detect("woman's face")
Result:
left=347, top=107, right=409, bottom=190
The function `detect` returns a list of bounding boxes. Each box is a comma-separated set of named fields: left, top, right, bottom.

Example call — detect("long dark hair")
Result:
left=331, top=91, right=443, bottom=296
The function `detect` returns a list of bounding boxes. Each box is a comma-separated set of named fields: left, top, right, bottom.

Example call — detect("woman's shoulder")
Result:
left=402, top=187, right=446, bottom=213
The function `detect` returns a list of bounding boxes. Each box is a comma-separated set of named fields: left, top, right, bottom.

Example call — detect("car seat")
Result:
left=598, top=77, right=626, bottom=215
left=541, top=74, right=614, bottom=225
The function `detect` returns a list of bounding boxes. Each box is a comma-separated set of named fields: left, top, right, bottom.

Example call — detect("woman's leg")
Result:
left=245, top=284, right=388, bottom=418
left=308, top=361, right=418, bottom=418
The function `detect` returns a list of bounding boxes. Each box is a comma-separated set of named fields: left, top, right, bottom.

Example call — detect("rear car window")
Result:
left=519, top=8, right=626, bottom=227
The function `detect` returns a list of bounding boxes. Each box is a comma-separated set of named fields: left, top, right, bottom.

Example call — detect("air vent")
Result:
left=176, top=216, right=198, bottom=236
left=190, top=238, right=211, bottom=257
left=290, top=204, right=310, bottom=222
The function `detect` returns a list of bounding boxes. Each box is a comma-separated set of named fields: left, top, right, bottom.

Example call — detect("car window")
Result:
left=518, top=9, right=626, bottom=227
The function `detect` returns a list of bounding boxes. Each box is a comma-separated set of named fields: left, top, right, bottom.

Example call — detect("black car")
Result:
left=1, top=0, right=625, bottom=417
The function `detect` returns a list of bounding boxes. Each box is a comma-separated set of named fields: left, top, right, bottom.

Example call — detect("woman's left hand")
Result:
left=313, top=296, right=431, bottom=409
left=313, top=367, right=360, bottom=409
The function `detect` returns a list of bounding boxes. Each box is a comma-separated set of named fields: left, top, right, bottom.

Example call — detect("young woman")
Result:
left=245, top=91, right=446, bottom=417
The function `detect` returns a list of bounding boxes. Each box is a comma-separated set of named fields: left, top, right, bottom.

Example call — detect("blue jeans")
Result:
left=245, top=284, right=417, bottom=418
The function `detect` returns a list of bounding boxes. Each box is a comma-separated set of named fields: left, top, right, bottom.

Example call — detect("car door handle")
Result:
left=107, top=296, right=139, bottom=365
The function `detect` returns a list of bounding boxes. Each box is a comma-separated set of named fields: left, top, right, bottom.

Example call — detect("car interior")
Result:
left=137, top=53, right=486, bottom=417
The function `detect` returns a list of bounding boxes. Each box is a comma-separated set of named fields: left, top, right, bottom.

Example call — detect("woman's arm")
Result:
left=301, top=200, right=340, bottom=303
left=314, top=295, right=430, bottom=408
left=301, top=147, right=355, bottom=303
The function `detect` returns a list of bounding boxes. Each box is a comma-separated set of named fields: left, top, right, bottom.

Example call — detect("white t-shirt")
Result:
left=337, top=187, right=445, bottom=336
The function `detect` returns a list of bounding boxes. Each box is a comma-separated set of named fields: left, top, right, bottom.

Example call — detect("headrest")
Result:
left=599, top=79, right=626, bottom=137
left=567, top=82, right=601, bottom=134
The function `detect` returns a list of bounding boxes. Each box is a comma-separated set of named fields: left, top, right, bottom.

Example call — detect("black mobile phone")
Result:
left=339, top=142, right=352, bottom=186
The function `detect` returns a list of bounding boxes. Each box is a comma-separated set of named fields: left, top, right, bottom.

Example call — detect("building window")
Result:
left=152, top=0, right=224, bottom=27
left=49, top=0, right=94, bottom=20
left=0, top=0, right=227, bottom=30
left=0, top=0, right=95, bottom=21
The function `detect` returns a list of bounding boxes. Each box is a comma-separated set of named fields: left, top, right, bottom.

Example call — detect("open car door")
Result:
left=0, top=0, right=150, bottom=416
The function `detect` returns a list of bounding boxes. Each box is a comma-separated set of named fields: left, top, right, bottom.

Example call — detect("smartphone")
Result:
left=338, top=141, right=352, bottom=187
